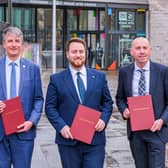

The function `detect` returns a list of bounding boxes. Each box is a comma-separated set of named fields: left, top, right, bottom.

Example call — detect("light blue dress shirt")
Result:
left=6, top=56, right=20, bottom=99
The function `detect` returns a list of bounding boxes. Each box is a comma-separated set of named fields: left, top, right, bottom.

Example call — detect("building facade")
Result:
left=0, top=0, right=148, bottom=69
left=148, top=0, right=168, bottom=66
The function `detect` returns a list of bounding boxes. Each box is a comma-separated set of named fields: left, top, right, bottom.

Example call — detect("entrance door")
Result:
left=69, top=31, right=105, bottom=69
left=86, top=33, right=97, bottom=68
left=87, top=32, right=105, bottom=69
left=69, top=32, right=98, bottom=68
left=118, top=34, right=135, bottom=67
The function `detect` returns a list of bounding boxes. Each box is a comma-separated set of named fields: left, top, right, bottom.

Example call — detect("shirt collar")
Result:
left=6, top=56, right=20, bottom=67
left=134, top=60, right=150, bottom=72
left=69, top=65, right=86, bottom=76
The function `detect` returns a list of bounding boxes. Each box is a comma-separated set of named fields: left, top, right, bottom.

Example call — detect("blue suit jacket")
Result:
left=45, top=68, right=113, bottom=145
left=116, top=61, right=168, bottom=143
left=0, top=56, right=43, bottom=140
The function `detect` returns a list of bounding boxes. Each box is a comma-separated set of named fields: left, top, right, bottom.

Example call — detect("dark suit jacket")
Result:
left=116, top=61, right=168, bottom=143
left=45, top=67, right=113, bottom=145
left=0, top=56, right=44, bottom=140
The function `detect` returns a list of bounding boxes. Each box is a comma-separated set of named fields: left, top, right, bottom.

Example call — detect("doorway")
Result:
left=69, top=31, right=105, bottom=69
left=118, top=34, right=135, bottom=67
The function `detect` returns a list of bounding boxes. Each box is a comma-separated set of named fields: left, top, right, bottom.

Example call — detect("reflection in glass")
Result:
left=67, top=9, right=77, bottom=31
left=80, top=10, right=87, bottom=30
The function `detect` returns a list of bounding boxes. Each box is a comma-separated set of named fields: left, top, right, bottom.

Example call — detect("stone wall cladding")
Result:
left=148, top=0, right=168, bottom=65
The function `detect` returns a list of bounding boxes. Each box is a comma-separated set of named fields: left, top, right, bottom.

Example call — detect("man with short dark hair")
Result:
left=45, top=37, right=113, bottom=168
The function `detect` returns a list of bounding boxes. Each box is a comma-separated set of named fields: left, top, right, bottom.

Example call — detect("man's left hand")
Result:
left=95, top=119, right=105, bottom=132
left=16, top=121, right=33, bottom=133
left=150, top=119, right=164, bottom=132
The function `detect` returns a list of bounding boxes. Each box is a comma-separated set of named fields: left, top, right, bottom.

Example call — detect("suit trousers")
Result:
left=0, top=134, right=34, bottom=168
left=58, top=142, right=105, bottom=168
left=129, top=131, right=165, bottom=168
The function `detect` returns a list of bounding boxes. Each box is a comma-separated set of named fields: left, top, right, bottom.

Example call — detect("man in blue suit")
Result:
left=116, top=37, right=168, bottom=168
left=0, top=27, right=43, bottom=168
left=45, top=37, right=113, bottom=168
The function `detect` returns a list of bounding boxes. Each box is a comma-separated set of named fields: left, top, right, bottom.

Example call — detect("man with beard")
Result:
left=45, top=37, right=113, bottom=168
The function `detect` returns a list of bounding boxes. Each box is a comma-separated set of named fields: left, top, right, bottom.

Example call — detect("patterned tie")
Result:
left=77, top=72, right=86, bottom=103
left=138, top=69, right=146, bottom=95
left=10, top=62, right=16, bottom=98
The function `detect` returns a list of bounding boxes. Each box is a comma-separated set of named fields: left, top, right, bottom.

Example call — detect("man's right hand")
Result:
left=60, top=125, right=73, bottom=140
left=123, top=108, right=130, bottom=119
left=0, top=101, right=6, bottom=114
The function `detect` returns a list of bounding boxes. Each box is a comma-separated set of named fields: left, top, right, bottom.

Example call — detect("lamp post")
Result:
left=52, top=0, right=56, bottom=73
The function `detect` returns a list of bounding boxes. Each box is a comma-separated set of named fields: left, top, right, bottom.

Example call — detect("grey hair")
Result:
left=2, top=26, right=23, bottom=42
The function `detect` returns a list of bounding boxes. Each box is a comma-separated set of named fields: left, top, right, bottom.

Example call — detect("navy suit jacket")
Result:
left=45, top=68, right=113, bottom=145
left=116, top=61, right=168, bottom=143
left=0, top=56, right=43, bottom=140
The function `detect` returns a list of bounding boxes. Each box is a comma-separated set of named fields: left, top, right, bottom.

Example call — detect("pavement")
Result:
left=31, top=69, right=168, bottom=168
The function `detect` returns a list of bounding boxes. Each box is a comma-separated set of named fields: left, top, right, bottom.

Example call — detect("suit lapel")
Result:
left=149, top=62, right=156, bottom=95
left=127, top=64, right=134, bottom=96
left=19, top=58, right=27, bottom=96
left=63, top=69, right=80, bottom=103
left=84, top=69, right=96, bottom=103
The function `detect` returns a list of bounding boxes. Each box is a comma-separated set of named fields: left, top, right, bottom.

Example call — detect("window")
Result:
left=79, top=10, right=87, bottom=30
left=67, top=9, right=77, bottom=31
left=136, top=11, right=146, bottom=34
left=13, top=8, right=22, bottom=28
left=0, top=7, right=4, bottom=21
left=100, top=10, right=105, bottom=31
left=87, top=10, right=97, bottom=31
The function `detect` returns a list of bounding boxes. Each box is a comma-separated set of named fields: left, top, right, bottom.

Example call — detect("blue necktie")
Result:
left=10, top=62, right=16, bottom=98
left=77, top=72, right=86, bottom=103
left=138, top=69, right=146, bottom=95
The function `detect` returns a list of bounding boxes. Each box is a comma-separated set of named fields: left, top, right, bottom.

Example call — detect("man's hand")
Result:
left=16, top=121, right=33, bottom=133
left=150, top=119, right=164, bottom=132
left=123, top=108, right=130, bottom=119
left=60, top=125, right=73, bottom=140
left=95, top=119, right=105, bottom=132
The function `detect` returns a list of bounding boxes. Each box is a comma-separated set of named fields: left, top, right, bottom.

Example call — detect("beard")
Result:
left=69, top=59, right=86, bottom=68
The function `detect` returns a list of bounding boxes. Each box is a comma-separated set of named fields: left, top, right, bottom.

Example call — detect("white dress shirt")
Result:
left=69, top=65, right=87, bottom=103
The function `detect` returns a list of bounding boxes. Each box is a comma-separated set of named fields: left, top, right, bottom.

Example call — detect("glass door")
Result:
left=118, top=34, right=135, bottom=67
left=87, top=33, right=97, bottom=68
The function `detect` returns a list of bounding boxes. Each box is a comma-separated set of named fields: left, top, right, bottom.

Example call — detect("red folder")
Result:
left=2, top=96, right=25, bottom=135
left=70, top=104, right=101, bottom=144
left=127, top=95, right=155, bottom=131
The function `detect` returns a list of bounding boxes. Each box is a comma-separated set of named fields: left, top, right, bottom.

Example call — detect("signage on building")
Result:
left=107, top=8, right=113, bottom=16
left=10, top=0, right=105, bottom=7
left=119, top=11, right=135, bottom=29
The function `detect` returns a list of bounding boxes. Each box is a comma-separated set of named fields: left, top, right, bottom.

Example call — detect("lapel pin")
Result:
left=23, top=65, right=26, bottom=68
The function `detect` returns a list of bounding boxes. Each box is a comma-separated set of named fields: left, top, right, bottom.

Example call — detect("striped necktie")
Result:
left=138, top=69, right=146, bottom=95
left=77, top=72, right=86, bottom=103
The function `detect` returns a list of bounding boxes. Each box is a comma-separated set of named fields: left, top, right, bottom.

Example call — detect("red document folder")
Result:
left=2, top=96, right=25, bottom=135
left=127, top=95, right=155, bottom=131
left=70, top=104, right=101, bottom=144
